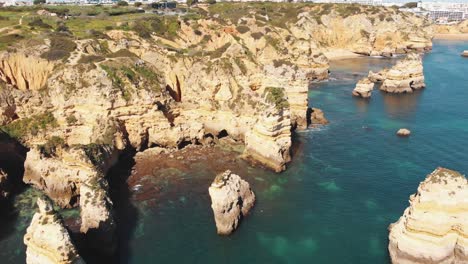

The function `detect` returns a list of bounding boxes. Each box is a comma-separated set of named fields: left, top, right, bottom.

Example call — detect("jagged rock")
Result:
left=24, top=198, right=85, bottom=264
left=208, top=170, right=255, bottom=235
left=368, top=69, right=388, bottom=83
left=388, top=167, right=468, bottom=264
left=0, top=169, right=9, bottom=199
left=79, top=176, right=116, bottom=254
left=380, top=53, right=425, bottom=93
left=310, top=107, right=329, bottom=125
left=397, top=128, right=411, bottom=137
left=462, top=51, right=468, bottom=57
left=352, top=78, right=374, bottom=98
left=0, top=53, right=54, bottom=91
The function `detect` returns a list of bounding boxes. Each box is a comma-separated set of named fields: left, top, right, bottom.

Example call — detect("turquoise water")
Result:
left=1, top=40, right=468, bottom=263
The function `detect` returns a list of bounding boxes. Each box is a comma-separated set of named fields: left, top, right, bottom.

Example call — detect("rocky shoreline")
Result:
left=0, top=3, right=436, bottom=262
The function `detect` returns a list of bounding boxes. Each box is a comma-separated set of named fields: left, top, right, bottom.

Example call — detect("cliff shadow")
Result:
left=76, top=149, right=139, bottom=264
left=0, top=133, right=28, bottom=241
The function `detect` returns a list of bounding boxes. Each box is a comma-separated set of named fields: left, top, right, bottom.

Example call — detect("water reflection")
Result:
left=380, top=89, right=423, bottom=118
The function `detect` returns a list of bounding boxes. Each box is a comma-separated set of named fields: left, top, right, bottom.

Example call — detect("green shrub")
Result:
left=134, top=2, right=142, bottom=7
left=117, top=1, right=129, bottom=6
left=28, top=18, right=52, bottom=29
left=0, top=112, right=57, bottom=140
left=78, top=55, right=105, bottom=64
left=251, top=32, right=263, bottom=40
left=38, top=136, right=65, bottom=157
left=264, top=87, right=289, bottom=111
left=236, top=25, right=249, bottom=34
left=66, top=115, right=78, bottom=125
left=360, top=29, right=370, bottom=38
left=41, top=36, right=76, bottom=61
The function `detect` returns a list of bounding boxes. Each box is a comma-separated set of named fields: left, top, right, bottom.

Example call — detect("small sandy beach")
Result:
left=323, top=49, right=365, bottom=60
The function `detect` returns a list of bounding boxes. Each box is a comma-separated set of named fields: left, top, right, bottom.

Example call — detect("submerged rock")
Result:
left=208, top=170, right=255, bottom=235
left=388, top=167, right=468, bottom=264
left=352, top=78, right=374, bottom=98
left=380, top=53, right=426, bottom=93
left=396, top=128, right=411, bottom=137
left=24, top=198, right=85, bottom=264
left=310, top=108, right=329, bottom=125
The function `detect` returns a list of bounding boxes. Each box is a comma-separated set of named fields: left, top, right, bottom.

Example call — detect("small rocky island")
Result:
left=388, top=167, right=468, bottom=264
left=462, top=51, right=468, bottom=57
left=352, top=77, right=374, bottom=98
left=368, top=53, right=425, bottom=93
left=208, top=170, right=255, bottom=235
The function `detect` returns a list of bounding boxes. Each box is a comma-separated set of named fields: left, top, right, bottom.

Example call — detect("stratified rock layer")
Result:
left=353, top=77, right=374, bottom=98
left=388, top=167, right=468, bottom=264
left=24, top=198, right=85, bottom=264
left=379, top=53, right=425, bottom=93
left=208, top=170, right=255, bottom=235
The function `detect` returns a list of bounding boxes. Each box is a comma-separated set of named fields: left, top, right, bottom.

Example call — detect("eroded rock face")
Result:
left=208, top=170, right=255, bottom=235
left=462, top=51, right=468, bottom=57
left=0, top=53, right=54, bottom=91
left=353, top=77, right=374, bottom=98
left=388, top=167, right=468, bottom=264
left=24, top=198, right=85, bottom=264
left=79, top=176, right=116, bottom=254
left=380, top=53, right=425, bottom=93
left=310, top=107, right=329, bottom=125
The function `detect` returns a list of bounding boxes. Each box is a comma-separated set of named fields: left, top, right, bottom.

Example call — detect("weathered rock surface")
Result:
left=462, top=51, right=468, bottom=57
left=397, top=128, right=411, bottom=137
left=368, top=69, right=389, bottom=83
left=79, top=176, right=116, bottom=254
left=353, top=77, right=374, bottom=98
left=310, top=107, right=329, bottom=125
left=434, top=20, right=468, bottom=34
left=208, top=170, right=255, bottom=235
left=24, top=198, right=85, bottom=264
left=380, top=53, right=425, bottom=93
left=388, top=167, right=468, bottom=264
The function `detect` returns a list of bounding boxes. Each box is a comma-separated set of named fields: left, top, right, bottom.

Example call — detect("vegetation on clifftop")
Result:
left=0, top=112, right=58, bottom=141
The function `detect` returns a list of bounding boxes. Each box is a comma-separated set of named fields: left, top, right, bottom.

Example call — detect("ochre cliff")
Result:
left=388, top=167, right=468, bottom=264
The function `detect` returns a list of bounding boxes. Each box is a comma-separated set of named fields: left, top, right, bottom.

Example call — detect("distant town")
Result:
left=0, top=0, right=466, bottom=24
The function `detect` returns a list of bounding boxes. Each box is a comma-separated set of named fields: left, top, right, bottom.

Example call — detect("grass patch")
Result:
left=264, top=87, right=289, bottom=111
left=0, top=112, right=57, bottom=141
left=41, top=35, right=77, bottom=61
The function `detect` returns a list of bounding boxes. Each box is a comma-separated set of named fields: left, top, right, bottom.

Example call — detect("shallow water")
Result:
left=1, top=40, right=468, bottom=263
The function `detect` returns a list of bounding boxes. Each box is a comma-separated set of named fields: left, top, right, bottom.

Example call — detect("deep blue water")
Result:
left=1, top=40, right=467, bottom=263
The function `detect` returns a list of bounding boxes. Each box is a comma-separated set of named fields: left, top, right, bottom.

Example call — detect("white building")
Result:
left=419, top=1, right=468, bottom=21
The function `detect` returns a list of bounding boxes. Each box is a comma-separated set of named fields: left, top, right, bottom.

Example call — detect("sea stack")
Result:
left=24, top=198, right=85, bottom=264
left=462, top=51, right=468, bottom=57
left=388, top=167, right=468, bottom=264
left=208, top=170, right=255, bottom=235
left=352, top=78, right=374, bottom=98
left=380, top=53, right=425, bottom=93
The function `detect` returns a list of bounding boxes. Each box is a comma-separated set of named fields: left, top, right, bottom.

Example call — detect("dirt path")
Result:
left=0, top=14, right=27, bottom=34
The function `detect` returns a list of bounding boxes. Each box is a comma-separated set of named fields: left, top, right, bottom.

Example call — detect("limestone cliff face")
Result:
left=353, top=77, right=374, bottom=98
left=208, top=170, right=255, bottom=235
left=388, top=167, right=468, bottom=264
left=434, top=20, right=468, bottom=34
left=0, top=53, right=54, bottom=91
left=24, top=198, right=85, bottom=264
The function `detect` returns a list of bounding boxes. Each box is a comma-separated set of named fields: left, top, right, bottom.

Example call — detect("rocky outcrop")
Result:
left=368, top=54, right=425, bottom=93
left=243, top=106, right=292, bottom=172
left=397, top=128, right=411, bottom=137
left=462, top=51, right=468, bottom=57
left=352, top=77, right=374, bottom=98
left=388, top=167, right=468, bottom=264
left=24, top=198, right=85, bottom=264
left=208, top=170, right=255, bottom=235
left=434, top=20, right=468, bottom=34
left=310, top=107, right=329, bottom=125
left=79, top=176, right=116, bottom=254
left=0, top=53, right=54, bottom=91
